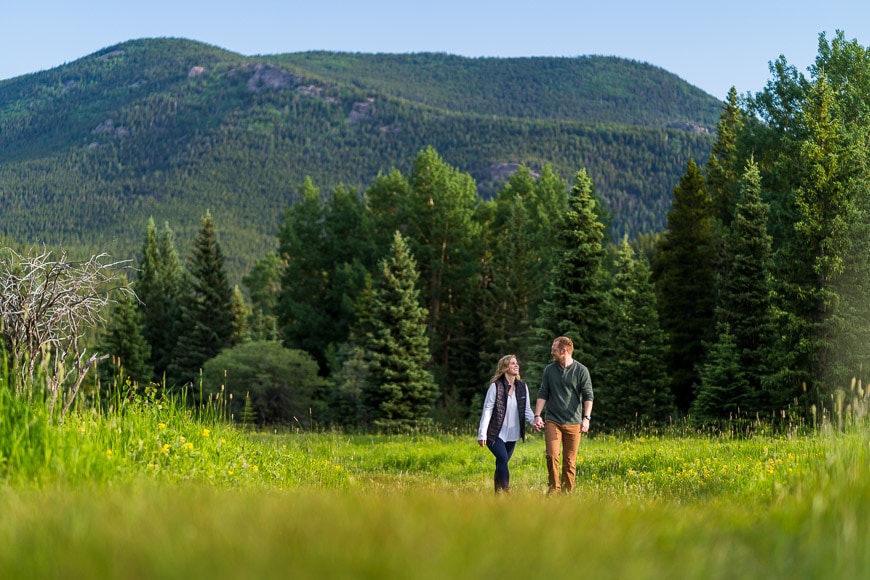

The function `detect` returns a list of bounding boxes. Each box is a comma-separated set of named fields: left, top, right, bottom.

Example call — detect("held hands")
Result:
left=478, top=439, right=486, bottom=447
left=532, top=416, right=544, bottom=431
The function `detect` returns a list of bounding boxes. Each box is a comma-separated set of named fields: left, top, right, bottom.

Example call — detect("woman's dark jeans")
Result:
left=486, top=438, right=516, bottom=492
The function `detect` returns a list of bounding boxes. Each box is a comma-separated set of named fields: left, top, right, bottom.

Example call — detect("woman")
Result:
left=477, top=354, right=536, bottom=494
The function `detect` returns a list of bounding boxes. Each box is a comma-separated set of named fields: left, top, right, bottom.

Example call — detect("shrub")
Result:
left=202, top=341, right=325, bottom=426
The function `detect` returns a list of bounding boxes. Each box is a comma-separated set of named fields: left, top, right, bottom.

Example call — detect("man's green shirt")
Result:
left=537, top=360, right=593, bottom=424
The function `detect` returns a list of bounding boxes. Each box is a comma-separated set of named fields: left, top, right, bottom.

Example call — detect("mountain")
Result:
left=0, top=37, right=722, bottom=279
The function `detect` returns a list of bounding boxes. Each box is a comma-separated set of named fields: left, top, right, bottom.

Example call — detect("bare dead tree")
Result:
left=0, top=246, right=133, bottom=419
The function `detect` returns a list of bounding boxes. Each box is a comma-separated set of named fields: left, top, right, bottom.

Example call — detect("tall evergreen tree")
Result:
left=536, top=169, right=610, bottom=371
left=277, top=180, right=377, bottom=373
left=404, top=147, right=484, bottom=406
left=693, top=324, right=750, bottom=421
left=137, top=218, right=185, bottom=381
left=336, top=273, right=377, bottom=426
left=745, top=32, right=870, bottom=412
left=242, top=252, right=282, bottom=341
left=168, top=210, right=235, bottom=387
left=601, top=237, right=673, bottom=428
left=652, top=160, right=716, bottom=412
left=230, top=285, right=251, bottom=344
left=136, top=219, right=164, bottom=376
left=481, top=187, right=540, bottom=365
left=365, top=169, right=411, bottom=258
left=321, top=184, right=379, bottom=370
left=481, top=165, right=568, bottom=389
left=769, top=74, right=865, bottom=405
left=701, top=160, right=774, bottom=417
left=99, top=281, right=153, bottom=388
left=157, top=222, right=185, bottom=297
left=706, top=87, right=746, bottom=228
left=277, top=178, right=329, bottom=364
left=360, top=231, right=438, bottom=431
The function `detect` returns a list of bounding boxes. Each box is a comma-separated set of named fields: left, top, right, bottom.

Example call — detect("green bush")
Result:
left=202, top=340, right=326, bottom=426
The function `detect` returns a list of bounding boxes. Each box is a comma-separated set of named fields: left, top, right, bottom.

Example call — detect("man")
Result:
left=532, top=336, right=593, bottom=494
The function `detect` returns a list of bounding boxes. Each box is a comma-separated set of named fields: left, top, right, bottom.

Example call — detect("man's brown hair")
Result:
left=554, top=336, right=574, bottom=355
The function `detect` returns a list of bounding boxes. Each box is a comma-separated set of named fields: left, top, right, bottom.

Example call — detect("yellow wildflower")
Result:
left=105, top=449, right=113, bottom=458
left=158, top=422, right=166, bottom=430
left=202, top=428, right=211, bottom=437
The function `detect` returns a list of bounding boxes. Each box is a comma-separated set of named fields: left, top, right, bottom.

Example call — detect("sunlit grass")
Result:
left=0, top=384, right=347, bottom=490
left=1, top=456, right=869, bottom=579
left=1, top=379, right=870, bottom=578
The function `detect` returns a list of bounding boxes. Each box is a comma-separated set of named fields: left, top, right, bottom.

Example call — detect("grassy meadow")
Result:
left=1, top=384, right=869, bottom=579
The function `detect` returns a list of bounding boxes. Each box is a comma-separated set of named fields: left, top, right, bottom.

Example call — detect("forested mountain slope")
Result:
left=0, top=38, right=721, bottom=279
left=272, top=51, right=722, bottom=128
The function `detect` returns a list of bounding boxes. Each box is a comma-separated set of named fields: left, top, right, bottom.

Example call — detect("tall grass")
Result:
left=0, top=379, right=346, bottom=490
left=1, top=370, right=869, bottom=578
left=0, top=383, right=52, bottom=482
left=0, top=435, right=868, bottom=579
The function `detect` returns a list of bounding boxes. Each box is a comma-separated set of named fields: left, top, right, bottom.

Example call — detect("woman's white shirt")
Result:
left=477, top=382, right=535, bottom=442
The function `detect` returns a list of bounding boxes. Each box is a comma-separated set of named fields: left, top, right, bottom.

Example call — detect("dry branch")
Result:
left=0, top=246, right=133, bottom=419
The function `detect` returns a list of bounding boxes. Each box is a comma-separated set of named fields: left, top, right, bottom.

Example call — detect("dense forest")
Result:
left=4, top=32, right=867, bottom=432
left=0, top=38, right=719, bottom=280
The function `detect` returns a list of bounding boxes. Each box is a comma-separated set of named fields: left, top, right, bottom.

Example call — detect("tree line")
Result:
left=95, top=32, right=870, bottom=431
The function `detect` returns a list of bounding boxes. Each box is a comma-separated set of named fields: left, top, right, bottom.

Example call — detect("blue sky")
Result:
left=3, top=1, right=869, bottom=100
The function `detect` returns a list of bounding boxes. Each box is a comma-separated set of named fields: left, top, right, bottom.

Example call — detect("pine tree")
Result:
left=602, top=237, right=673, bottom=428
left=482, top=191, right=540, bottom=364
left=277, top=180, right=377, bottom=373
left=241, top=391, right=257, bottom=429
left=230, top=285, right=251, bottom=344
left=652, top=160, right=716, bottom=412
left=277, top=177, right=329, bottom=362
left=366, top=169, right=411, bottom=257
left=705, top=159, right=774, bottom=415
left=321, top=184, right=379, bottom=370
left=706, top=87, right=746, bottom=228
left=137, top=219, right=185, bottom=382
left=404, top=147, right=484, bottom=407
left=157, top=222, right=185, bottom=296
left=168, top=210, right=234, bottom=387
left=745, top=32, right=870, bottom=412
left=329, top=340, right=369, bottom=427
left=242, top=252, right=282, bottom=341
left=770, top=74, right=865, bottom=405
left=693, top=324, right=750, bottom=421
left=482, top=170, right=537, bottom=368
left=136, top=218, right=164, bottom=378
left=99, top=282, right=153, bottom=388
left=536, top=169, right=610, bottom=369
left=360, top=231, right=438, bottom=431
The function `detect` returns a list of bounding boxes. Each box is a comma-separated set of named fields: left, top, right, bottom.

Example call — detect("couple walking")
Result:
left=477, top=336, right=594, bottom=494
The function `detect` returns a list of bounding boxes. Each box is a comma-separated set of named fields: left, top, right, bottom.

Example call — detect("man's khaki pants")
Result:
left=544, top=420, right=583, bottom=493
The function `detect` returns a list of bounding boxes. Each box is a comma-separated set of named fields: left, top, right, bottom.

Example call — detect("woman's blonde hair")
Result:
left=489, top=354, right=519, bottom=385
